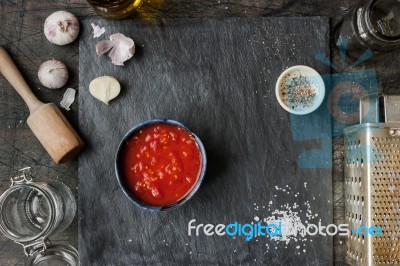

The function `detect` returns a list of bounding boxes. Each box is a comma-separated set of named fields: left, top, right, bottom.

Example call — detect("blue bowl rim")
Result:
left=115, top=118, right=207, bottom=212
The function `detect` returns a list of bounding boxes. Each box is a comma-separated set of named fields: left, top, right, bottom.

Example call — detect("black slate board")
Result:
left=79, top=17, right=332, bottom=265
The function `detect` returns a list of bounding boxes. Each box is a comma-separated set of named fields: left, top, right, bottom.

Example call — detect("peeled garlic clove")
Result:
left=89, top=76, right=121, bottom=105
left=44, top=11, right=80, bottom=45
left=38, top=60, right=69, bottom=89
left=96, top=33, right=135, bottom=66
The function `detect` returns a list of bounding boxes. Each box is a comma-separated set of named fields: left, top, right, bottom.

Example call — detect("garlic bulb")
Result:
left=44, top=11, right=80, bottom=45
left=89, top=76, right=121, bottom=105
left=38, top=60, right=69, bottom=89
left=96, top=33, right=135, bottom=66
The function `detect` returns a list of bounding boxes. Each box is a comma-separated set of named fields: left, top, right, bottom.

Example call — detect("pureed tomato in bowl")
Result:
left=115, top=119, right=206, bottom=211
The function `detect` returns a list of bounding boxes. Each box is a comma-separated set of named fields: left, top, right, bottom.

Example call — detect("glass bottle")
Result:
left=335, top=0, right=400, bottom=59
left=87, top=0, right=143, bottom=19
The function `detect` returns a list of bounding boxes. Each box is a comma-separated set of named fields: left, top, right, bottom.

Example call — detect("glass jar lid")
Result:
left=26, top=244, right=79, bottom=266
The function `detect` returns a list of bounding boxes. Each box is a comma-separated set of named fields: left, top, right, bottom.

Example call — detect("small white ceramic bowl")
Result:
left=275, top=65, right=325, bottom=115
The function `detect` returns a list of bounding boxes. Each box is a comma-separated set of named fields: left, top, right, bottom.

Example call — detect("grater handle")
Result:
left=359, top=93, right=383, bottom=124
left=384, top=95, right=400, bottom=123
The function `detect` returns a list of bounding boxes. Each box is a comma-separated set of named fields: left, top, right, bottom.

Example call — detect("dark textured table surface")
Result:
left=78, top=17, right=332, bottom=265
left=1, top=0, right=400, bottom=265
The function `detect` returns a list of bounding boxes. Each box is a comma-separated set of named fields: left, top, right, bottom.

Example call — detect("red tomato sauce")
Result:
left=120, top=123, right=202, bottom=206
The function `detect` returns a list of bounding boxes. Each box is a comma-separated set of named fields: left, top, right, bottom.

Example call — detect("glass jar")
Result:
left=335, top=0, right=400, bottom=59
left=26, top=243, right=79, bottom=266
left=0, top=168, right=76, bottom=246
left=87, top=0, right=143, bottom=19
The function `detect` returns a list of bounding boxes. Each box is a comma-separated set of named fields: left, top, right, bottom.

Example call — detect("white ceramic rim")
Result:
left=275, top=65, right=325, bottom=115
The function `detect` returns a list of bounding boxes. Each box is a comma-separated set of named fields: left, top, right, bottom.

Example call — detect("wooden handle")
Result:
left=0, top=47, right=42, bottom=113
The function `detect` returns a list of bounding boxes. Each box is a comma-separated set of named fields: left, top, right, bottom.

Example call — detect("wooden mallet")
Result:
left=0, top=47, right=84, bottom=164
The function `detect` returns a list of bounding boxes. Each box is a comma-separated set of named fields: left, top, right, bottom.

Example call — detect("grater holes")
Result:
left=348, top=237, right=363, bottom=263
left=345, top=134, right=400, bottom=265
left=346, top=211, right=351, bottom=221
left=356, top=158, right=360, bottom=167
left=348, top=247, right=354, bottom=259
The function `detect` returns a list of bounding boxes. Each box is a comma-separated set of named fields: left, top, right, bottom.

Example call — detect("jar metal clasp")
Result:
left=10, top=167, right=34, bottom=186
left=18, top=237, right=49, bottom=257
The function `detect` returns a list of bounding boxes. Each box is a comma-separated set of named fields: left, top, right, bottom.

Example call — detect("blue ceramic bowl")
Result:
left=115, top=119, right=207, bottom=211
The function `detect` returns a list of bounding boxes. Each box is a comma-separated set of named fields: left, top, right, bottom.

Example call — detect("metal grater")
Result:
left=344, top=94, right=400, bottom=266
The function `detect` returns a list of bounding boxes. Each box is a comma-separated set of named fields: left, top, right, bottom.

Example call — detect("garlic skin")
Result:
left=89, top=76, right=121, bottom=105
left=96, top=33, right=135, bottom=66
left=91, top=23, right=105, bottom=38
left=38, top=60, right=69, bottom=89
left=60, top=88, right=76, bottom=111
left=44, top=11, right=80, bottom=45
